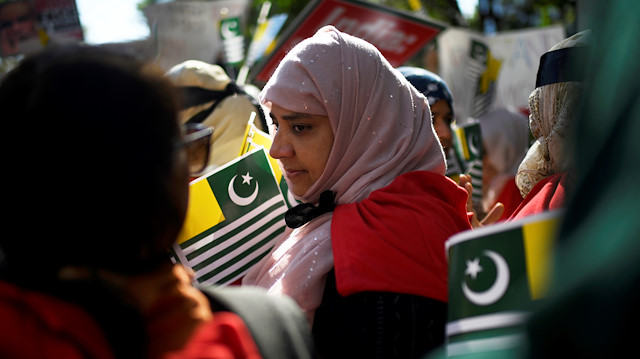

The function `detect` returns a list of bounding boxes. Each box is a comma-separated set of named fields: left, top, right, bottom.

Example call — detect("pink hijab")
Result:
left=242, top=26, right=446, bottom=323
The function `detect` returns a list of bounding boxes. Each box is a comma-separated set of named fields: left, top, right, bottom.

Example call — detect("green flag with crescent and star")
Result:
left=445, top=210, right=562, bottom=358
left=172, top=147, right=287, bottom=286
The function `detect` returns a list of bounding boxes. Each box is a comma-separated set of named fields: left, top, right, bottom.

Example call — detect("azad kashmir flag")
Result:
left=238, top=116, right=300, bottom=209
left=445, top=210, right=563, bottom=358
left=452, top=121, right=484, bottom=209
left=172, top=147, right=288, bottom=286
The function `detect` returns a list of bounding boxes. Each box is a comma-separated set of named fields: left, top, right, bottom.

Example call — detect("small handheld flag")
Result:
left=445, top=210, right=563, bottom=357
left=453, top=121, right=484, bottom=209
left=173, top=148, right=288, bottom=286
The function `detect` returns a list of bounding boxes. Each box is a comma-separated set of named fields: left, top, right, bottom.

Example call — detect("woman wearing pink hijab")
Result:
left=243, top=26, right=472, bottom=358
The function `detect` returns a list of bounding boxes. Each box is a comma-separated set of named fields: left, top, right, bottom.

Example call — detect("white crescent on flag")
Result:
left=228, top=174, right=259, bottom=206
left=462, top=250, right=510, bottom=306
left=221, top=20, right=238, bottom=38
left=468, top=131, right=481, bottom=158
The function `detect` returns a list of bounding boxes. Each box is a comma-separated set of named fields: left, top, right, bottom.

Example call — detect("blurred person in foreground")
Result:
left=0, top=44, right=313, bottom=359
left=523, top=0, right=640, bottom=357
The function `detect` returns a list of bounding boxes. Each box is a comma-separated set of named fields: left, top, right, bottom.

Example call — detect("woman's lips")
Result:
left=284, top=168, right=305, bottom=179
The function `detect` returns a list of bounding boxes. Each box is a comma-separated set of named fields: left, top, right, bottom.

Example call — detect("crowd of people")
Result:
left=0, top=0, right=637, bottom=357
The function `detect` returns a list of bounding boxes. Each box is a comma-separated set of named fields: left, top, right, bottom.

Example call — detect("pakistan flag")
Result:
left=445, top=211, right=562, bottom=357
left=172, top=148, right=288, bottom=286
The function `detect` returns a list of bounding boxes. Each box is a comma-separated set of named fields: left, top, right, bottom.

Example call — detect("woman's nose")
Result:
left=436, top=123, right=453, bottom=150
left=269, top=130, right=294, bottom=159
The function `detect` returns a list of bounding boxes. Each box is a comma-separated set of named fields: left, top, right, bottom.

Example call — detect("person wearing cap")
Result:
left=242, top=26, right=472, bottom=359
left=509, top=30, right=591, bottom=220
left=166, top=60, right=268, bottom=170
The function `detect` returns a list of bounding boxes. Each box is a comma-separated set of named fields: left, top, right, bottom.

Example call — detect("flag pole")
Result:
left=237, top=1, right=271, bottom=85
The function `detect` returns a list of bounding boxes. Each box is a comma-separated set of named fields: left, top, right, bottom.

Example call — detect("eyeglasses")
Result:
left=178, top=123, right=213, bottom=176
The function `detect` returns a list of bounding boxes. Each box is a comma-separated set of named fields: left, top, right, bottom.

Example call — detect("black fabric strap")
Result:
left=285, top=190, right=336, bottom=228
left=536, top=46, right=589, bottom=88
left=179, top=85, right=236, bottom=109
left=179, top=82, right=269, bottom=130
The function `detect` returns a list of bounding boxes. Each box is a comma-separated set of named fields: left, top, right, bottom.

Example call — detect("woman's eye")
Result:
left=292, top=124, right=308, bottom=134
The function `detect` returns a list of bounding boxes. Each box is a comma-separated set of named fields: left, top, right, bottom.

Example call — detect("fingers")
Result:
left=480, top=202, right=505, bottom=226
left=458, top=174, right=482, bottom=228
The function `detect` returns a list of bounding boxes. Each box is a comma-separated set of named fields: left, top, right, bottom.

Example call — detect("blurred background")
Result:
left=0, top=0, right=586, bottom=123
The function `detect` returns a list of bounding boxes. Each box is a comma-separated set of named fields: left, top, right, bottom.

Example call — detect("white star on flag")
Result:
left=465, top=257, right=483, bottom=279
left=241, top=172, right=253, bottom=185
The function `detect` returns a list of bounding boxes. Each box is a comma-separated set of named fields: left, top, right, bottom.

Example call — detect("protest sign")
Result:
left=143, top=0, right=249, bottom=71
left=438, top=25, right=565, bottom=124
left=252, top=0, right=445, bottom=84
left=0, top=0, right=83, bottom=58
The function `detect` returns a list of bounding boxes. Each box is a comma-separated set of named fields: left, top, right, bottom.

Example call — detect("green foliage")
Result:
left=136, top=0, right=156, bottom=11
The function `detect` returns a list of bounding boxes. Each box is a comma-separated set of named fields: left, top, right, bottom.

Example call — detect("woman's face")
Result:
left=430, top=99, right=453, bottom=151
left=268, top=103, right=334, bottom=197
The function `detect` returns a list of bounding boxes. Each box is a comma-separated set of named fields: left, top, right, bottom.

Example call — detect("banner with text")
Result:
left=143, top=0, right=249, bottom=71
left=0, top=0, right=83, bottom=58
left=252, top=0, right=445, bottom=84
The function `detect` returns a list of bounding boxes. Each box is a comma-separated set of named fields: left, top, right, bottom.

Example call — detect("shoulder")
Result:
left=200, top=285, right=316, bottom=359
left=509, top=172, right=569, bottom=220
left=0, top=280, right=114, bottom=359
left=334, top=170, right=470, bottom=231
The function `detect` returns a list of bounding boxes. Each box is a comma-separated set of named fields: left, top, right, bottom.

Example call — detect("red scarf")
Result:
left=509, top=172, right=568, bottom=221
left=496, top=178, right=525, bottom=221
left=331, top=171, right=472, bottom=302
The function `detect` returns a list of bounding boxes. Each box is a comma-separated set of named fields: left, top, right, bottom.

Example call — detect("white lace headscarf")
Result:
left=516, top=30, right=591, bottom=198
left=243, top=26, right=445, bottom=323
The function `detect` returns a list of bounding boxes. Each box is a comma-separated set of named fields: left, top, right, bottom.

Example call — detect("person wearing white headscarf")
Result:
left=510, top=30, right=590, bottom=220
left=477, top=107, right=530, bottom=220
left=242, top=26, right=472, bottom=358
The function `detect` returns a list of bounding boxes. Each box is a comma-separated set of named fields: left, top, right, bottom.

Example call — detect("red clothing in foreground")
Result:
left=331, top=171, right=473, bottom=303
left=508, top=172, right=568, bottom=221
left=0, top=280, right=262, bottom=359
